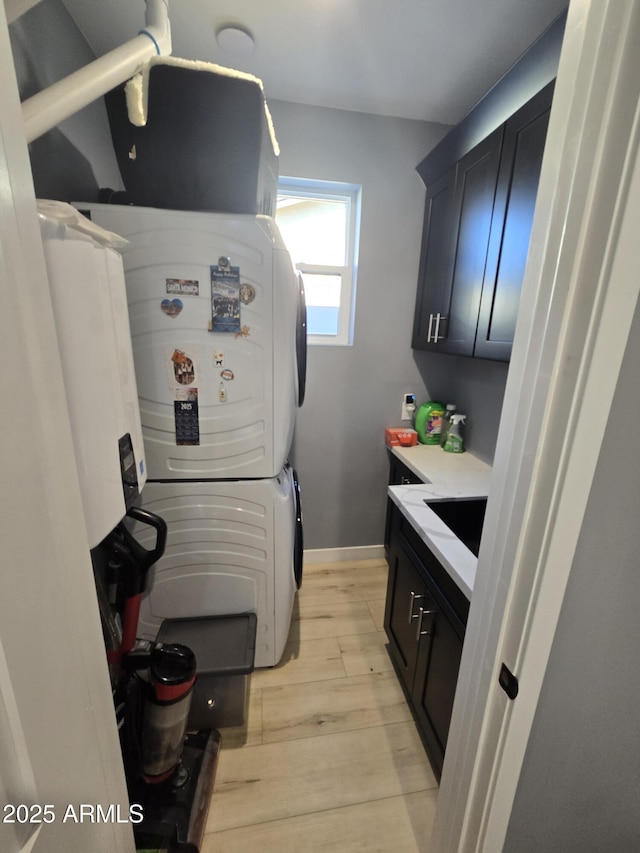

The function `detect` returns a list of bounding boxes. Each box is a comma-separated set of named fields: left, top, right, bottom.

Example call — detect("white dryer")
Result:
left=132, top=465, right=303, bottom=668
left=76, top=203, right=305, bottom=480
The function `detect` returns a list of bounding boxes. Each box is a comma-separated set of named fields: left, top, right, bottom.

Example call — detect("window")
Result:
left=276, top=177, right=361, bottom=346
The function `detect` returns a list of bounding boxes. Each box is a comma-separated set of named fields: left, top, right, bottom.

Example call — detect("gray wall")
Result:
left=271, top=100, right=509, bottom=548
left=503, top=296, right=640, bottom=851
left=9, top=0, right=123, bottom=199
left=269, top=100, right=449, bottom=549
left=412, top=352, right=509, bottom=465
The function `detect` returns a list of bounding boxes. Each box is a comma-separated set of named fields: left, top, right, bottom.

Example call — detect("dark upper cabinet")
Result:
left=475, top=84, right=553, bottom=359
left=412, top=168, right=456, bottom=347
left=412, top=82, right=554, bottom=361
left=440, top=128, right=505, bottom=356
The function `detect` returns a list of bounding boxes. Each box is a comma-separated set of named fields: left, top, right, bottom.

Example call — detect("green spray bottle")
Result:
left=443, top=414, right=466, bottom=453
left=439, top=403, right=457, bottom=447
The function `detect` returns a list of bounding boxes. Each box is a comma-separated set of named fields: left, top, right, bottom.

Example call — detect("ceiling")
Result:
left=59, top=0, right=568, bottom=126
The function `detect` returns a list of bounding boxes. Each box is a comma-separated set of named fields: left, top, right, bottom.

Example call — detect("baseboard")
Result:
left=303, top=545, right=386, bottom=564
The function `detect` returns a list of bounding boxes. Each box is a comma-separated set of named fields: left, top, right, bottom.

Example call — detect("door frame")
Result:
left=431, top=1, right=640, bottom=849
left=0, top=6, right=134, bottom=851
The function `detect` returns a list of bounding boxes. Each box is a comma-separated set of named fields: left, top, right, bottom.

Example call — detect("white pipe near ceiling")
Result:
left=21, top=0, right=171, bottom=143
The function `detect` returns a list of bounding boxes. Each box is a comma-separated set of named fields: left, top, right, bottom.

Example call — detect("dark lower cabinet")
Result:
left=384, top=501, right=467, bottom=779
left=384, top=451, right=424, bottom=553
left=413, top=593, right=462, bottom=758
left=387, top=452, right=423, bottom=488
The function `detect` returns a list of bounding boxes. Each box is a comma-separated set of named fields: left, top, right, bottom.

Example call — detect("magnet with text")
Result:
left=166, top=278, right=199, bottom=297
left=211, top=263, right=241, bottom=333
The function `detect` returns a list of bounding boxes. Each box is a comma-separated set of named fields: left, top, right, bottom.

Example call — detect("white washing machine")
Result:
left=132, top=465, right=303, bottom=668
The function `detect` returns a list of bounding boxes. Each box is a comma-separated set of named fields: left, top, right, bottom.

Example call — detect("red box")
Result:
left=385, top=428, right=418, bottom=447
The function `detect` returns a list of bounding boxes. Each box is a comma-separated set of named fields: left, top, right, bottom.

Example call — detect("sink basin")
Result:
left=424, top=498, right=487, bottom=557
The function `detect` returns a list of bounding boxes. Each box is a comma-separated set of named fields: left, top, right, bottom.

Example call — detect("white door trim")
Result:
left=0, top=5, right=134, bottom=850
left=431, top=2, right=640, bottom=849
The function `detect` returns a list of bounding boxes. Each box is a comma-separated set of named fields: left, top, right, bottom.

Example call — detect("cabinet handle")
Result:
left=427, top=313, right=447, bottom=343
left=416, top=605, right=436, bottom=640
left=427, top=313, right=434, bottom=343
left=408, top=591, right=424, bottom=623
left=433, top=313, right=447, bottom=342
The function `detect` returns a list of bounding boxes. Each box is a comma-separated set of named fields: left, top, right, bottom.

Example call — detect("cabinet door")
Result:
left=384, top=541, right=425, bottom=692
left=440, top=127, right=504, bottom=355
left=385, top=458, right=423, bottom=552
left=387, top=454, right=422, bottom=487
left=475, top=83, right=554, bottom=360
left=412, top=597, right=464, bottom=777
left=412, top=168, right=456, bottom=350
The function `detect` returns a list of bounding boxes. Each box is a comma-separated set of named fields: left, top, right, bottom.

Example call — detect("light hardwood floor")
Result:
left=201, top=558, right=439, bottom=852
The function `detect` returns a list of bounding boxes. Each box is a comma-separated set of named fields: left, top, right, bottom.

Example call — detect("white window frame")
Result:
left=277, top=177, right=361, bottom=346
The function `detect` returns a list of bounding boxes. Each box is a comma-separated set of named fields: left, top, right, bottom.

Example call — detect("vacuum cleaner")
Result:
left=91, top=506, right=218, bottom=851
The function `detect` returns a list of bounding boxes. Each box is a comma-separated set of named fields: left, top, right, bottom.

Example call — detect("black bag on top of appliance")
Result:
left=103, top=57, right=280, bottom=216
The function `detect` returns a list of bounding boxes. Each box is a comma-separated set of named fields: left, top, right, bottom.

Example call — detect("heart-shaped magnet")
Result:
left=161, top=298, right=183, bottom=317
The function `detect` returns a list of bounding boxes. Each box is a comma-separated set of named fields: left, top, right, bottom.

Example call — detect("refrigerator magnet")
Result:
left=167, top=347, right=200, bottom=389
left=220, top=369, right=234, bottom=381
left=166, top=278, right=199, bottom=297
left=161, top=297, right=183, bottom=318
left=174, top=387, right=200, bottom=445
left=239, top=283, right=256, bottom=305
left=211, top=264, right=241, bottom=333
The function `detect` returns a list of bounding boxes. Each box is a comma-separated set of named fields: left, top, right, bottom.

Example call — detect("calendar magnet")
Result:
left=174, top=388, right=200, bottom=445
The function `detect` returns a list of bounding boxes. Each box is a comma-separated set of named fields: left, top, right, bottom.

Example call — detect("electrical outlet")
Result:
left=401, top=393, right=416, bottom=421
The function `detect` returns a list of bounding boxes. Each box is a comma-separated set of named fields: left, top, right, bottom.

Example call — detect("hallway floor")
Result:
left=201, top=558, right=438, bottom=852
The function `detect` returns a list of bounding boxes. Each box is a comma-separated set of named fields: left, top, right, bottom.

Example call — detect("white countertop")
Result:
left=388, top=445, right=492, bottom=599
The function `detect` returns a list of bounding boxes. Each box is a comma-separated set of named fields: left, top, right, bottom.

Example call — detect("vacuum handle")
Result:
left=125, top=506, right=168, bottom=570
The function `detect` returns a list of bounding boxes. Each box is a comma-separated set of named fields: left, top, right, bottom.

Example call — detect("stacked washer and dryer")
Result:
left=80, top=204, right=305, bottom=668
left=76, top=63, right=306, bottom=667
